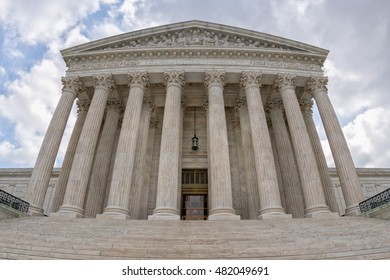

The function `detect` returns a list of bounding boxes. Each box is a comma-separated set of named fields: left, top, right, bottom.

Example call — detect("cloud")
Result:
left=0, top=0, right=389, bottom=169
left=342, top=107, right=390, bottom=167
left=0, top=0, right=103, bottom=45
left=0, top=53, right=76, bottom=167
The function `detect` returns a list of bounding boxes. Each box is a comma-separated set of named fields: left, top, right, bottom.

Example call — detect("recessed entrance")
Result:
left=181, top=169, right=208, bottom=220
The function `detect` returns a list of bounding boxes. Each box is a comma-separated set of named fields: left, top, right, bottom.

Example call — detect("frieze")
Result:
left=67, top=57, right=322, bottom=72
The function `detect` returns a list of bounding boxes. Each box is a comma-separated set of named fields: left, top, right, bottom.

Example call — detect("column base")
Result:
left=52, top=205, right=84, bottom=218
left=258, top=207, right=289, bottom=219
left=258, top=213, right=292, bottom=220
left=208, top=208, right=240, bottom=220
left=148, top=213, right=180, bottom=220
left=28, top=205, right=44, bottom=216
left=99, top=206, right=130, bottom=219
left=345, top=204, right=361, bottom=216
left=148, top=207, right=180, bottom=220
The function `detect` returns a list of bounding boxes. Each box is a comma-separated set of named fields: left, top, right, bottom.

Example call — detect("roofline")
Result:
left=61, top=20, right=329, bottom=57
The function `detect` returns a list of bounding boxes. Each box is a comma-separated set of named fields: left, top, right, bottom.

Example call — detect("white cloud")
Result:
left=0, top=53, right=75, bottom=167
left=0, top=0, right=102, bottom=45
left=342, top=107, right=390, bottom=167
left=0, top=66, right=6, bottom=76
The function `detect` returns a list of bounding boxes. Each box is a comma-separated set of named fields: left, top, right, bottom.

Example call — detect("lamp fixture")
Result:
left=192, top=107, right=199, bottom=151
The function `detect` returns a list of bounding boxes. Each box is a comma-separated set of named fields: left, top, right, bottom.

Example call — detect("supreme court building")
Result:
left=25, top=21, right=365, bottom=221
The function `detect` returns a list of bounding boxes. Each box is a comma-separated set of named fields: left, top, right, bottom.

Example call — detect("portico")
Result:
left=26, top=21, right=363, bottom=220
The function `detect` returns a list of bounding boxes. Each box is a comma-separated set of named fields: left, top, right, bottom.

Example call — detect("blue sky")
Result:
left=0, top=0, right=389, bottom=168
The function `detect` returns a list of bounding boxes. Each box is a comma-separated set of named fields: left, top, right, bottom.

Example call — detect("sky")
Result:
left=0, top=0, right=389, bottom=168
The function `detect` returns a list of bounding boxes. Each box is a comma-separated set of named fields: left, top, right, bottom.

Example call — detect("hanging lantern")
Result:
left=192, top=107, right=199, bottom=150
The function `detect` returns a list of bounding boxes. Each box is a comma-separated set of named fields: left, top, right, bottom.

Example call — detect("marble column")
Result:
left=50, top=99, right=89, bottom=213
left=84, top=98, right=122, bottom=218
left=268, top=98, right=305, bottom=218
left=299, top=98, right=339, bottom=213
left=56, top=73, right=114, bottom=217
left=138, top=116, right=159, bottom=219
left=130, top=95, right=154, bottom=219
left=27, top=76, right=82, bottom=215
left=235, top=98, right=259, bottom=219
left=204, top=70, right=239, bottom=220
left=240, top=71, right=288, bottom=219
left=149, top=71, right=185, bottom=220
left=101, top=72, right=149, bottom=219
left=275, top=73, right=331, bottom=217
left=307, top=76, right=363, bottom=215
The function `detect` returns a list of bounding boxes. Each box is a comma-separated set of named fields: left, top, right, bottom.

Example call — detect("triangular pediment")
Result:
left=61, top=20, right=328, bottom=57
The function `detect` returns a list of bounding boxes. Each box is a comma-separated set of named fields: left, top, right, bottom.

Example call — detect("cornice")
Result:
left=62, top=21, right=328, bottom=73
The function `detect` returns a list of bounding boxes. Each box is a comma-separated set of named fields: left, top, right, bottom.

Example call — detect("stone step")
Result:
left=0, top=216, right=389, bottom=259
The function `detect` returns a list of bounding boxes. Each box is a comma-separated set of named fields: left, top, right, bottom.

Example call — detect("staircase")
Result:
left=0, top=216, right=389, bottom=259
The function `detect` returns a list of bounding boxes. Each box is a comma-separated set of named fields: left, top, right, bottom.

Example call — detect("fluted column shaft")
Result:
left=57, top=74, right=114, bottom=217
left=236, top=99, right=259, bottom=219
left=50, top=100, right=88, bottom=213
left=149, top=71, right=185, bottom=220
left=308, top=76, right=363, bottom=215
left=101, top=72, right=149, bottom=219
left=269, top=99, right=305, bottom=218
left=241, top=72, right=287, bottom=219
left=205, top=71, right=239, bottom=220
left=27, top=76, right=81, bottom=215
left=130, top=97, right=153, bottom=219
left=300, top=98, right=339, bottom=213
left=84, top=99, right=122, bottom=218
left=275, top=73, right=331, bottom=217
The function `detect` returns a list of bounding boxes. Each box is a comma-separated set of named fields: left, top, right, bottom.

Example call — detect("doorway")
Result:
left=181, top=169, right=208, bottom=220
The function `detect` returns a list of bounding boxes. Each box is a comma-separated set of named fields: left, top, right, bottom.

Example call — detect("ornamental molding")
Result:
left=65, top=54, right=323, bottom=73
left=62, top=21, right=327, bottom=73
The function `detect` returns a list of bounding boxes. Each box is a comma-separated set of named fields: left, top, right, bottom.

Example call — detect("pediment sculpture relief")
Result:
left=100, top=28, right=292, bottom=51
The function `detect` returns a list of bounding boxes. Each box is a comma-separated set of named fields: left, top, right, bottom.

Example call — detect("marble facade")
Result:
left=21, top=21, right=366, bottom=220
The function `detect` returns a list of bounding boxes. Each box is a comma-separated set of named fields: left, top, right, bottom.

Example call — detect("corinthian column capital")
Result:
left=235, top=97, right=247, bottom=111
left=93, top=73, right=115, bottom=91
left=61, top=76, right=83, bottom=98
left=240, top=71, right=262, bottom=89
left=107, top=98, right=124, bottom=113
left=267, top=98, right=284, bottom=112
left=299, top=98, right=314, bottom=113
left=128, top=71, right=149, bottom=89
left=274, top=73, right=296, bottom=91
left=307, top=76, right=328, bottom=96
left=204, top=70, right=226, bottom=88
left=76, top=99, right=91, bottom=113
left=163, top=70, right=185, bottom=88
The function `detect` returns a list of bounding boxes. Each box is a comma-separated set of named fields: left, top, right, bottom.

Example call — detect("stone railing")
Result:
left=0, top=189, right=30, bottom=214
left=359, top=188, right=390, bottom=213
